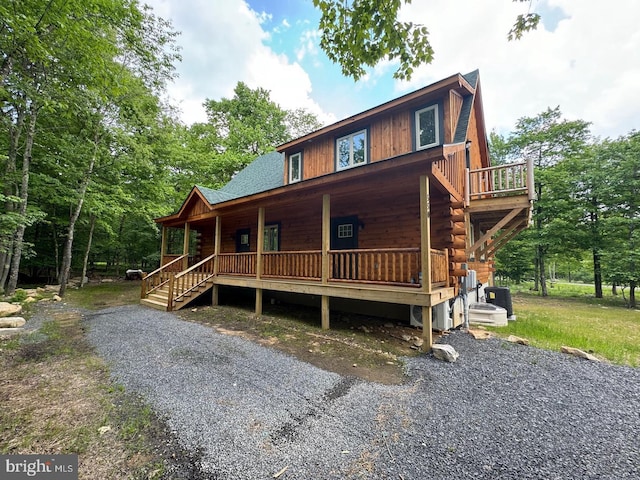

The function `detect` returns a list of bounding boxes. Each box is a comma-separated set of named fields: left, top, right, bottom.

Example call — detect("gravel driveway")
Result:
left=85, top=305, right=640, bottom=479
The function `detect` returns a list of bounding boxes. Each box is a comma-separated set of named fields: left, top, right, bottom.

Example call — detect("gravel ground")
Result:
left=83, top=305, right=640, bottom=480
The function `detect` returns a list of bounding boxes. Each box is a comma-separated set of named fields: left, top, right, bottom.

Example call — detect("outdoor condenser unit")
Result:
left=410, top=302, right=451, bottom=331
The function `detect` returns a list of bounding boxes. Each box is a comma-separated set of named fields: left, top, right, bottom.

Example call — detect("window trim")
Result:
left=414, top=104, right=440, bottom=150
left=263, top=222, right=281, bottom=252
left=288, top=152, right=302, bottom=183
left=335, top=128, right=368, bottom=171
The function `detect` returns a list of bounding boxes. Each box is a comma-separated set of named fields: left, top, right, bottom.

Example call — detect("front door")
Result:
left=331, top=215, right=359, bottom=279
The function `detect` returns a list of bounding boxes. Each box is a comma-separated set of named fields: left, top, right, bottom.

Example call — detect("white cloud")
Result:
left=144, top=0, right=333, bottom=126
left=394, top=0, right=640, bottom=138
left=146, top=0, right=639, bottom=139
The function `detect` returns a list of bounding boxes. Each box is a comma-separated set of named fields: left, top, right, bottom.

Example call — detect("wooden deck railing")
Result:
left=263, top=250, right=322, bottom=280
left=216, top=248, right=449, bottom=287
left=168, top=253, right=216, bottom=310
left=329, top=248, right=419, bottom=285
left=466, top=157, right=534, bottom=204
left=141, top=254, right=187, bottom=298
left=143, top=248, right=451, bottom=309
left=433, top=144, right=467, bottom=198
left=218, top=252, right=257, bottom=276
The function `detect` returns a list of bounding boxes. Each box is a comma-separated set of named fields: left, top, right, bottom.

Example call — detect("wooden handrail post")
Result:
left=527, top=157, right=535, bottom=201
left=182, top=222, right=190, bottom=270
left=420, top=176, right=432, bottom=293
left=464, top=167, right=470, bottom=206
left=167, top=274, right=175, bottom=312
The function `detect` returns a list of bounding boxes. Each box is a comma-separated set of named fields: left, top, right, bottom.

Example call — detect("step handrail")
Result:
left=141, top=254, right=188, bottom=299
left=174, top=253, right=216, bottom=279
left=169, top=254, right=217, bottom=310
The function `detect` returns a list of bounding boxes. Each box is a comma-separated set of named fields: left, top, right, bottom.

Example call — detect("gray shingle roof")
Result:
left=453, top=70, right=480, bottom=143
left=195, top=151, right=284, bottom=207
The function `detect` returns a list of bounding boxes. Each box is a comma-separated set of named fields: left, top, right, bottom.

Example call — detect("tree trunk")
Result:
left=612, top=283, right=617, bottom=295
left=593, top=247, right=603, bottom=298
left=630, top=281, right=636, bottom=309
left=0, top=106, right=25, bottom=291
left=58, top=135, right=98, bottom=297
left=538, top=245, right=548, bottom=297
left=6, top=106, right=37, bottom=295
left=80, top=214, right=96, bottom=288
left=53, top=221, right=60, bottom=281
left=114, top=215, right=125, bottom=277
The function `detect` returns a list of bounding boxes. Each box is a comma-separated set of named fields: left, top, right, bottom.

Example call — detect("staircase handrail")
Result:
left=143, top=254, right=188, bottom=279
left=141, top=254, right=188, bottom=299
left=170, top=254, right=217, bottom=310
left=174, top=253, right=216, bottom=279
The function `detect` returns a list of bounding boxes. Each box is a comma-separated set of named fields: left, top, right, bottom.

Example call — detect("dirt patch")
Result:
left=178, top=303, right=439, bottom=385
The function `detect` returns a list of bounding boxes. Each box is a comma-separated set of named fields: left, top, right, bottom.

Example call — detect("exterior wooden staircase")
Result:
left=140, top=254, right=216, bottom=311
left=464, top=158, right=534, bottom=259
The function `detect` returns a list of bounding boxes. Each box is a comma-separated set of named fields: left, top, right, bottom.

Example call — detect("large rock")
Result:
left=0, top=317, right=26, bottom=328
left=561, top=346, right=600, bottom=362
left=0, top=302, right=22, bottom=318
left=432, top=344, right=459, bottom=363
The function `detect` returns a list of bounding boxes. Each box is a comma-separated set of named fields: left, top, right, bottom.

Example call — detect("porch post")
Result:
left=322, top=194, right=330, bottom=285
left=160, top=225, right=167, bottom=266
left=321, top=194, right=330, bottom=329
left=419, top=175, right=433, bottom=349
left=212, top=216, right=221, bottom=306
left=182, top=222, right=190, bottom=270
left=256, top=207, right=265, bottom=316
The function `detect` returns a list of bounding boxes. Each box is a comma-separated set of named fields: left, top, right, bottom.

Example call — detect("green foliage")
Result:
left=508, top=1, right=541, bottom=40
left=313, top=0, right=433, bottom=80
left=313, top=0, right=540, bottom=81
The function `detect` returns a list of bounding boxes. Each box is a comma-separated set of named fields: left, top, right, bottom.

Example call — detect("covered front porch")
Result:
left=143, top=166, right=455, bottom=348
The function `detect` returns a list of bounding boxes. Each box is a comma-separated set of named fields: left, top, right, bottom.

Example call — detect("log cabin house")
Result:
left=141, top=70, right=533, bottom=348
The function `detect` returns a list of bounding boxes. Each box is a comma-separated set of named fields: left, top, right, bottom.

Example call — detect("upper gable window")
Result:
left=415, top=105, right=440, bottom=150
left=336, top=129, right=367, bottom=171
left=289, top=152, right=302, bottom=183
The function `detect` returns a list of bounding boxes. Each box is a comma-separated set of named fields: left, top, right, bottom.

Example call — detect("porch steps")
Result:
left=140, top=278, right=215, bottom=312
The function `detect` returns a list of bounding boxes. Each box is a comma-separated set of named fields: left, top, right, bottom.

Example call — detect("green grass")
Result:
left=63, top=281, right=141, bottom=309
left=487, top=285, right=640, bottom=367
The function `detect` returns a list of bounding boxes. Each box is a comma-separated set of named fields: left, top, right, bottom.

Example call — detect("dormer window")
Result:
left=336, top=129, right=367, bottom=171
left=289, top=152, right=302, bottom=183
left=415, top=104, right=439, bottom=150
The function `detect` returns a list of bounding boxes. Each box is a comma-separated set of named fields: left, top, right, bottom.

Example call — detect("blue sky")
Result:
left=145, top=0, right=640, bottom=140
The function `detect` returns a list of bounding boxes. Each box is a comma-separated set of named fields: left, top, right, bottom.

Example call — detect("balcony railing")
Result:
left=466, top=158, right=534, bottom=205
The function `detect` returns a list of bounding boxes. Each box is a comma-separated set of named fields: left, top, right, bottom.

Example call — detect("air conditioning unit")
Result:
left=409, top=302, right=452, bottom=331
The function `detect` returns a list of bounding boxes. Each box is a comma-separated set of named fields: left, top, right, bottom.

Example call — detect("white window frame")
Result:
left=336, top=129, right=368, bottom=171
left=289, top=152, right=302, bottom=183
left=415, top=104, right=440, bottom=150
left=337, top=223, right=353, bottom=239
